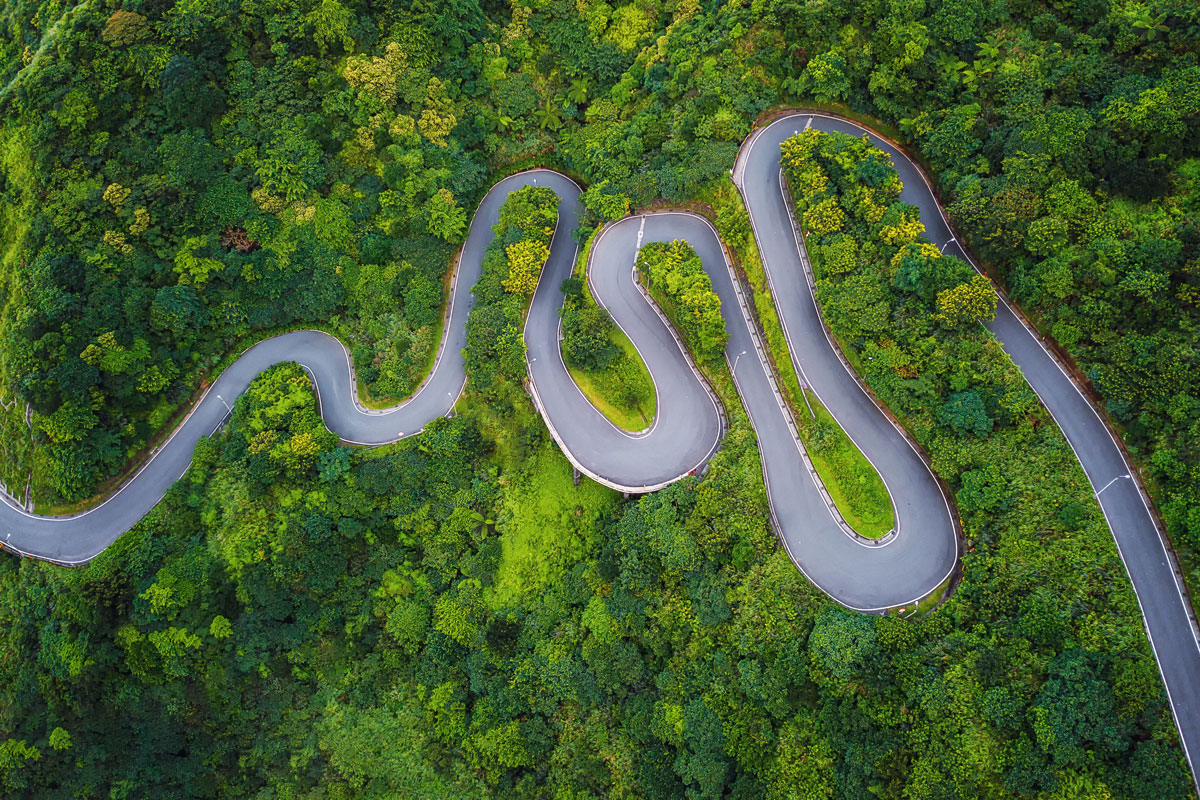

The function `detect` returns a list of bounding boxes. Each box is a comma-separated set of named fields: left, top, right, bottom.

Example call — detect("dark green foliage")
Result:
left=0, top=12, right=492, bottom=503
left=939, top=389, right=993, bottom=438
left=560, top=277, right=619, bottom=372
left=777, top=129, right=1192, bottom=795
left=0, top=313, right=1192, bottom=798
left=0, top=0, right=1197, bottom=797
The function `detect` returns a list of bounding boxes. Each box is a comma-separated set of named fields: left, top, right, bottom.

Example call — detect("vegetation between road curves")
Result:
left=0, top=0, right=1196, bottom=789
left=2, top=170, right=1186, bottom=795
left=559, top=227, right=657, bottom=433
left=696, top=177, right=897, bottom=539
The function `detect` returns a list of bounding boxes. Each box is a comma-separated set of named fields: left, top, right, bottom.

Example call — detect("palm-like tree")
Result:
left=567, top=78, right=589, bottom=106
left=897, top=116, right=921, bottom=138
left=977, top=40, right=1000, bottom=61
left=1132, top=10, right=1169, bottom=40
left=936, top=53, right=966, bottom=85
left=537, top=101, right=562, bottom=131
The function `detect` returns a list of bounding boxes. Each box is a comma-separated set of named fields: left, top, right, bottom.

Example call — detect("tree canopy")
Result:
left=0, top=0, right=1197, bottom=796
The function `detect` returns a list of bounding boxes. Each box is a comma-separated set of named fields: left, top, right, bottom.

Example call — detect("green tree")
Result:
left=503, top=239, right=550, bottom=296
left=582, top=180, right=631, bottom=221
left=48, top=728, right=72, bottom=752
left=0, top=739, right=41, bottom=792
left=426, top=188, right=469, bottom=242
left=808, top=606, right=878, bottom=682
left=797, top=51, right=852, bottom=103
left=936, top=274, right=996, bottom=327
left=938, top=389, right=992, bottom=438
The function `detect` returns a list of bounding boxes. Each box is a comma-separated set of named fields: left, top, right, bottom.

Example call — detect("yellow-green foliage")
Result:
left=418, top=78, right=457, bottom=146
left=202, top=364, right=341, bottom=574
left=803, top=196, right=845, bottom=235
left=878, top=206, right=925, bottom=246
left=342, top=42, right=407, bottom=106
left=464, top=185, right=558, bottom=391
left=103, top=182, right=131, bottom=207
left=782, top=130, right=987, bottom=344
left=606, top=4, right=652, bottom=52
left=637, top=239, right=728, bottom=364
left=937, top=274, right=997, bottom=328
left=173, top=236, right=223, bottom=287
left=502, top=239, right=550, bottom=296
left=489, top=448, right=617, bottom=607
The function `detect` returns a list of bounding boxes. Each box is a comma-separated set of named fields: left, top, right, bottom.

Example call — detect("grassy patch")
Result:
left=563, top=228, right=657, bottom=432
left=800, top=392, right=894, bottom=538
left=488, top=447, right=617, bottom=607
left=567, top=337, right=655, bottom=431
left=693, top=177, right=895, bottom=538
left=900, top=571, right=955, bottom=617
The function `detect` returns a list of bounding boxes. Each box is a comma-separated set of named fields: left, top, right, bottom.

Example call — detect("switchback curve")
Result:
left=0, top=156, right=960, bottom=609
left=737, top=111, right=1200, bottom=786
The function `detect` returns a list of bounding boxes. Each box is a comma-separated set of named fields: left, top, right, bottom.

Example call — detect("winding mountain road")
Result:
left=1, top=111, right=1196, bottom=784
left=739, top=112, right=1200, bottom=785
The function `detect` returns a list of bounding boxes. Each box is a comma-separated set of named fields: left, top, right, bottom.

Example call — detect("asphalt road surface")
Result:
left=737, top=112, right=1199, bottom=786
left=522, top=173, right=723, bottom=492
left=1, top=110, right=1195, bottom=787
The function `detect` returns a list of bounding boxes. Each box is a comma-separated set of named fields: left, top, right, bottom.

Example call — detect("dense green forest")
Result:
left=0, top=0, right=1196, bottom=582
left=1, top=0, right=1199, bottom=795
left=0, top=180, right=1192, bottom=798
